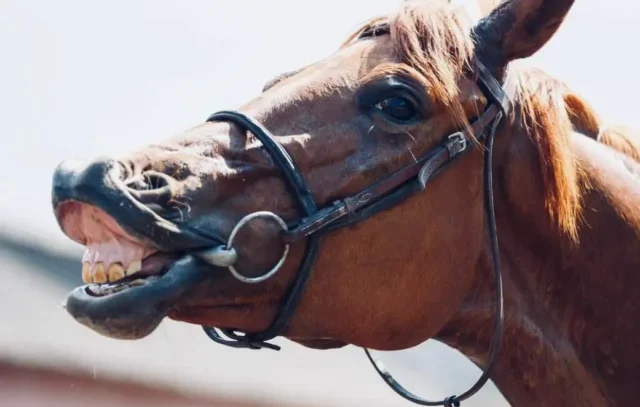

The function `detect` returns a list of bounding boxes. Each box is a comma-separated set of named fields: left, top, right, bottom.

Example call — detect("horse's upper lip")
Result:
left=51, top=158, right=223, bottom=252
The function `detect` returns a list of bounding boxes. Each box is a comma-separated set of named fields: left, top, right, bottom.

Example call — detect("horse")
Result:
left=50, top=0, right=640, bottom=406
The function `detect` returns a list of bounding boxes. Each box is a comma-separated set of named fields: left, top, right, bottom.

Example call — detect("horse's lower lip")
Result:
left=64, top=255, right=211, bottom=339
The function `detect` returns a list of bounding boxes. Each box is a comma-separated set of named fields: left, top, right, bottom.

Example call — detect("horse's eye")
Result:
left=374, top=96, right=418, bottom=123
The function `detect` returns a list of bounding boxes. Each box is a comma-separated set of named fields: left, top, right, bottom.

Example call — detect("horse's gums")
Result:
left=57, top=202, right=157, bottom=284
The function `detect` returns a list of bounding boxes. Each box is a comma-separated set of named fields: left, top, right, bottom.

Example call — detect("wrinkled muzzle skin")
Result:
left=52, top=33, right=487, bottom=349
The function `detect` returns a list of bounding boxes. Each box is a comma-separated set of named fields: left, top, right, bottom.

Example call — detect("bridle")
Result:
left=197, top=59, right=515, bottom=407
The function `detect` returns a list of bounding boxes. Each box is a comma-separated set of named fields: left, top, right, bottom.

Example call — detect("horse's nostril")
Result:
left=125, top=171, right=170, bottom=191
left=126, top=171, right=175, bottom=205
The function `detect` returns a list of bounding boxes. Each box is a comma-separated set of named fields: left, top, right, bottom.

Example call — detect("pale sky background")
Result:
left=0, top=1, right=639, bottom=406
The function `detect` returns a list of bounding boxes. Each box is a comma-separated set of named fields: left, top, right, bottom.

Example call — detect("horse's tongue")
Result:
left=141, top=252, right=183, bottom=276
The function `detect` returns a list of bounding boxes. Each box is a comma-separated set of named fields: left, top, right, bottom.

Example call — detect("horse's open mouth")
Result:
left=57, top=201, right=213, bottom=339
left=82, top=251, right=181, bottom=298
left=52, top=159, right=221, bottom=339
left=59, top=201, right=185, bottom=294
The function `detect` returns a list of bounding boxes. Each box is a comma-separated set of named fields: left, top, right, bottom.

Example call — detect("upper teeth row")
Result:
left=82, top=260, right=141, bottom=284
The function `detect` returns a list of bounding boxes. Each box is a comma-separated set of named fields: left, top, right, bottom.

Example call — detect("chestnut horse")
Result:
left=51, top=1, right=640, bottom=406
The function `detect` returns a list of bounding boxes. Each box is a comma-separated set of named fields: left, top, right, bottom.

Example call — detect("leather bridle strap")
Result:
left=360, top=62, right=512, bottom=407
left=206, top=111, right=318, bottom=216
left=202, top=111, right=323, bottom=351
left=282, top=105, right=501, bottom=243
left=363, top=110, right=505, bottom=407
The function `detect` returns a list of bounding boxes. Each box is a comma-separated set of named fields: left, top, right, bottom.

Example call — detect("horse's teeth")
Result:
left=108, top=263, right=125, bottom=282
left=127, top=260, right=142, bottom=276
left=93, top=262, right=107, bottom=283
left=82, top=262, right=93, bottom=284
left=129, top=279, right=146, bottom=287
left=79, top=255, right=144, bottom=285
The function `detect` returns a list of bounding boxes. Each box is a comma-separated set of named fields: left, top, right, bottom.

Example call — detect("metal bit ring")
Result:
left=225, top=211, right=290, bottom=284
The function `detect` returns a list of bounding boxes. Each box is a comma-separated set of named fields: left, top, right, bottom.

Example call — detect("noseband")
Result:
left=200, top=60, right=514, bottom=407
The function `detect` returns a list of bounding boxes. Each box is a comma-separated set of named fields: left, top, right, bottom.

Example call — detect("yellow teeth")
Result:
left=93, top=262, right=107, bottom=284
left=82, top=259, right=143, bottom=285
left=129, top=279, right=146, bottom=287
left=108, top=263, right=125, bottom=282
left=127, top=260, right=142, bottom=276
left=82, top=262, right=92, bottom=284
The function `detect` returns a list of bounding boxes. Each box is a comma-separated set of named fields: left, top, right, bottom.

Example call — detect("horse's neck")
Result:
left=438, top=132, right=640, bottom=406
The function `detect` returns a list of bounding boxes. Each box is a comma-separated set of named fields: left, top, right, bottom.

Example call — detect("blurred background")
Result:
left=1, top=1, right=638, bottom=406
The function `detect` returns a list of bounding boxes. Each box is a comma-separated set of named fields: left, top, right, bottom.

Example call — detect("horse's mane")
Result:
left=344, top=0, right=590, bottom=241
left=514, top=69, right=584, bottom=241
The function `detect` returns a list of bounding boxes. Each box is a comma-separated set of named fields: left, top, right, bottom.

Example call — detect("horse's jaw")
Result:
left=290, top=338, right=348, bottom=350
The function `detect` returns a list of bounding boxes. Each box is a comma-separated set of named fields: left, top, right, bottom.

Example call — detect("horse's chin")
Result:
left=64, top=256, right=211, bottom=339
left=291, top=338, right=348, bottom=350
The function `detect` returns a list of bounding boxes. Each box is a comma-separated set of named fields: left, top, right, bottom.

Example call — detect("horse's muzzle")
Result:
left=51, top=158, right=221, bottom=252
left=51, top=158, right=228, bottom=339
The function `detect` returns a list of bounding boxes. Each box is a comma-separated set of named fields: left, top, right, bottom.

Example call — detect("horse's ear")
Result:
left=473, top=0, right=575, bottom=72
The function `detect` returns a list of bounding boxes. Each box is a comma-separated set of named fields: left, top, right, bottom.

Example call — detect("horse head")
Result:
left=51, top=3, right=580, bottom=404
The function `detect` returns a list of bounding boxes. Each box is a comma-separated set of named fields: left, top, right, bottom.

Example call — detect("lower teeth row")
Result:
left=88, top=276, right=159, bottom=296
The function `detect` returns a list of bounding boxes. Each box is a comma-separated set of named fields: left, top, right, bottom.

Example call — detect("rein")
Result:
left=199, top=60, right=515, bottom=407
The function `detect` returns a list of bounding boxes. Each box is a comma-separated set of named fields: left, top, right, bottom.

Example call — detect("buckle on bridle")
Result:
left=418, top=131, right=468, bottom=189
left=445, top=132, right=467, bottom=157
